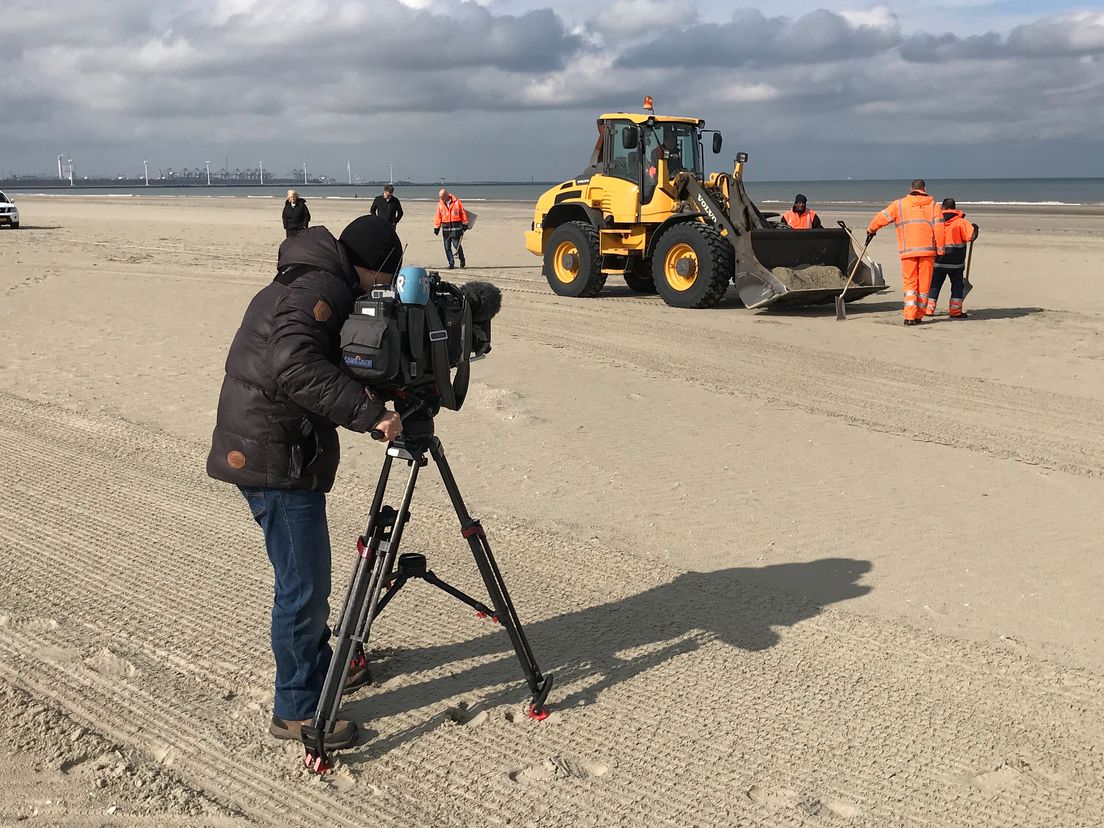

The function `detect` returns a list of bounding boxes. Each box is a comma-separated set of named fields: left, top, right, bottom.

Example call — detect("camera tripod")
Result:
left=302, top=411, right=553, bottom=773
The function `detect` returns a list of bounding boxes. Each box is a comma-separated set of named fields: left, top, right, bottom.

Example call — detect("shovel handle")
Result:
left=841, top=235, right=872, bottom=296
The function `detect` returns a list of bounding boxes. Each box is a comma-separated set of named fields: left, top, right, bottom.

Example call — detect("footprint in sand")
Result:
left=445, top=704, right=488, bottom=728
left=323, top=765, right=357, bottom=793
left=945, top=758, right=1047, bottom=793
left=0, top=614, right=60, bottom=633
left=509, top=757, right=608, bottom=784
left=85, top=648, right=139, bottom=678
left=747, top=785, right=861, bottom=820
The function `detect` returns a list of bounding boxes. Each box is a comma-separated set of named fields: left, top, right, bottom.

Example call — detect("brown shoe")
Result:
left=342, top=664, right=372, bottom=695
left=269, top=716, right=359, bottom=749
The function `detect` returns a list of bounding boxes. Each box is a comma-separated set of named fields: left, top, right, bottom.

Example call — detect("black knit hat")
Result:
left=793, top=193, right=807, bottom=204
left=339, top=215, right=402, bottom=273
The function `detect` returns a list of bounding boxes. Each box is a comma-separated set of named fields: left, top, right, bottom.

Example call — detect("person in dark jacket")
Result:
left=207, top=215, right=403, bottom=749
left=282, top=189, right=311, bottom=238
left=369, top=184, right=403, bottom=227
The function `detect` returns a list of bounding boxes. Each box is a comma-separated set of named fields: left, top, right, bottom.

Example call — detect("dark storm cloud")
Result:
left=615, top=8, right=900, bottom=68
left=1, top=2, right=1101, bottom=179
left=901, top=12, right=1104, bottom=62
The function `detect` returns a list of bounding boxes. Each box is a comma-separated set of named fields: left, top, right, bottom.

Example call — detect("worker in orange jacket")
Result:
left=781, top=194, right=822, bottom=229
left=867, top=179, right=946, bottom=326
left=926, top=198, right=978, bottom=319
left=433, top=189, right=469, bottom=269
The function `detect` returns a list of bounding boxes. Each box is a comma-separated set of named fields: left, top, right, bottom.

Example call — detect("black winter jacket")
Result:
left=370, top=194, right=403, bottom=226
left=282, top=199, right=311, bottom=231
left=207, top=227, right=384, bottom=491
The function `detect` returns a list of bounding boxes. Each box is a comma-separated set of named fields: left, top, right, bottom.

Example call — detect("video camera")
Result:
left=339, top=266, right=501, bottom=413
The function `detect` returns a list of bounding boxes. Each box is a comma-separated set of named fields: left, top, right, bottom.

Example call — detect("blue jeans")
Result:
left=443, top=232, right=465, bottom=268
left=239, top=487, right=332, bottom=720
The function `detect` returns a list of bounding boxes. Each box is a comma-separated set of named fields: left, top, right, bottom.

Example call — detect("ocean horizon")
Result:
left=4, top=177, right=1102, bottom=207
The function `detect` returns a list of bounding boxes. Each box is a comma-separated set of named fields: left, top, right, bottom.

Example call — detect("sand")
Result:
left=770, top=264, right=848, bottom=289
left=1, top=194, right=1104, bottom=826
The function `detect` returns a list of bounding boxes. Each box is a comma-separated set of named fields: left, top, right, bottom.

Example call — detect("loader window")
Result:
left=642, top=123, right=703, bottom=202
left=606, top=120, right=641, bottom=185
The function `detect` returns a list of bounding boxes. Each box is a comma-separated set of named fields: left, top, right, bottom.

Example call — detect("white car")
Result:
left=0, top=191, right=18, bottom=228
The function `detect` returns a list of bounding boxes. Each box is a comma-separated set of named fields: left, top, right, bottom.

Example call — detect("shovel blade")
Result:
left=835, top=294, right=847, bottom=320
left=963, top=275, right=973, bottom=299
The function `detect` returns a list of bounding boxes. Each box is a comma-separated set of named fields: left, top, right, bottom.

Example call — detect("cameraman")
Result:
left=207, top=215, right=403, bottom=751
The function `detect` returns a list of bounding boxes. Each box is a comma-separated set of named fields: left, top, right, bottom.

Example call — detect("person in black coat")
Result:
left=207, top=216, right=403, bottom=749
left=282, top=189, right=311, bottom=237
left=369, top=184, right=403, bottom=227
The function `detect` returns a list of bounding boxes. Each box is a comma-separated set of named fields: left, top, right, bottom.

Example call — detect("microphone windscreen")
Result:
left=461, top=281, right=502, bottom=322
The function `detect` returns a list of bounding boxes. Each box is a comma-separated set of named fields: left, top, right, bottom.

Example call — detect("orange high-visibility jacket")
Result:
left=935, top=209, right=977, bottom=270
left=782, top=209, right=818, bottom=229
left=434, top=197, right=469, bottom=231
left=868, top=191, right=946, bottom=259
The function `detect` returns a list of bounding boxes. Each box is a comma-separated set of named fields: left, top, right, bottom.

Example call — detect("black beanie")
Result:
left=339, top=215, right=402, bottom=273
left=794, top=193, right=807, bottom=204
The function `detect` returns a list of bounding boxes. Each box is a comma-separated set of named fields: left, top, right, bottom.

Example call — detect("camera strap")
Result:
left=424, top=298, right=472, bottom=411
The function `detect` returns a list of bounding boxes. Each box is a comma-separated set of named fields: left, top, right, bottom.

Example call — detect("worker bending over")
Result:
left=926, top=198, right=978, bottom=319
left=867, top=179, right=946, bottom=326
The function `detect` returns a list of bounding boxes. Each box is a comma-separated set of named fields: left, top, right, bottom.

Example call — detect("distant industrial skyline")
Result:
left=3, top=1, right=1102, bottom=181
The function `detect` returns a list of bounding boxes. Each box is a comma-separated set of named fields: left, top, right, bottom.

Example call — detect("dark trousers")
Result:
left=443, top=231, right=465, bottom=268
left=239, top=487, right=332, bottom=720
left=930, top=266, right=964, bottom=301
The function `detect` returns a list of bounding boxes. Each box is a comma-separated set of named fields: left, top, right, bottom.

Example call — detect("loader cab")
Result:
left=592, top=116, right=706, bottom=205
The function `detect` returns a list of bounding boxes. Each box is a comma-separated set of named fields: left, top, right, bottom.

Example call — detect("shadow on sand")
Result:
left=342, top=557, right=871, bottom=763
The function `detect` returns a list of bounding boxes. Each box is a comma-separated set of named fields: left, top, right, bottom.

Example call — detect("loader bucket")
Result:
left=731, top=228, right=886, bottom=309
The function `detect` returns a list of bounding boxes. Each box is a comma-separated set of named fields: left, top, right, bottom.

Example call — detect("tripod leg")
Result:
left=429, top=439, right=553, bottom=719
left=331, top=453, right=394, bottom=635
left=304, top=448, right=424, bottom=773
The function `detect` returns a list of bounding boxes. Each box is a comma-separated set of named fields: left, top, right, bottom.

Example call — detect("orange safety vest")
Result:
left=782, top=208, right=817, bottom=229
left=935, top=210, right=976, bottom=270
left=868, top=190, right=946, bottom=259
left=434, top=197, right=468, bottom=230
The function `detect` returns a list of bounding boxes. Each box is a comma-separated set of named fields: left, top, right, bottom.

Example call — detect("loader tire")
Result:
left=543, top=221, right=606, bottom=298
left=624, top=260, right=657, bottom=294
left=652, top=222, right=733, bottom=309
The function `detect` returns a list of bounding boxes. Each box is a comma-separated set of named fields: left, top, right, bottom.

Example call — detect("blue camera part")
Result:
left=395, top=266, right=431, bottom=306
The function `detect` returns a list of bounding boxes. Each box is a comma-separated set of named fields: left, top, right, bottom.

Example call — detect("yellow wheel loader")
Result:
left=524, top=105, right=886, bottom=309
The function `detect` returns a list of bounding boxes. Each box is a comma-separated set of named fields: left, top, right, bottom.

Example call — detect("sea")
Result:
left=4, top=178, right=1102, bottom=209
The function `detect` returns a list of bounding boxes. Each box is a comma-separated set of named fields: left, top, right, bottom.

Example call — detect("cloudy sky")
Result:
left=3, top=0, right=1103, bottom=181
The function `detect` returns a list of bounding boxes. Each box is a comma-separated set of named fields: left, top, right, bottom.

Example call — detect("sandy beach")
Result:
left=2, top=194, right=1103, bottom=826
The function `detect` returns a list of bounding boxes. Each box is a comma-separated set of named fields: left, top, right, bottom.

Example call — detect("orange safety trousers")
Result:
left=900, top=256, right=934, bottom=321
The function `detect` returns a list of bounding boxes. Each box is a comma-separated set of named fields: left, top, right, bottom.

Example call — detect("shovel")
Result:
left=835, top=221, right=872, bottom=321
left=963, top=238, right=974, bottom=299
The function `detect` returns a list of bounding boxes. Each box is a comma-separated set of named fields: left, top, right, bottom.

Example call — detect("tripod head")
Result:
left=369, top=394, right=440, bottom=453
left=393, top=405, right=437, bottom=455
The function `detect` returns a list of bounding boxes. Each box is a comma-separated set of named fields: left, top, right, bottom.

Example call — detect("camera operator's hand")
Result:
left=433, top=227, right=440, bottom=236
left=372, top=411, right=403, bottom=442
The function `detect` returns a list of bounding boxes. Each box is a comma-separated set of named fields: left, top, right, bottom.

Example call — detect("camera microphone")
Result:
left=460, top=281, right=502, bottom=322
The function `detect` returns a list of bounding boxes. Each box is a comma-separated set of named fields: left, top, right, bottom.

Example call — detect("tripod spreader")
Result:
left=303, top=428, right=553, bottom=774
